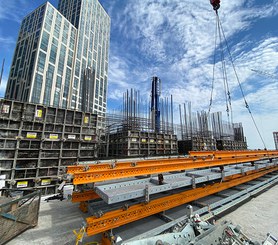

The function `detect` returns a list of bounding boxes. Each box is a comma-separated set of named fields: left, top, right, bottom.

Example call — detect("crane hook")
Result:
left=210, top=0, right=220, bottom=11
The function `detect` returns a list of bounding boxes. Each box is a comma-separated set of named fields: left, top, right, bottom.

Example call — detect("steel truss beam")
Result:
left=67, top=157, right=191, bottom=174
left=86, top=166, right=278, bottom=236
left=72, top=156, right=260, bottom=184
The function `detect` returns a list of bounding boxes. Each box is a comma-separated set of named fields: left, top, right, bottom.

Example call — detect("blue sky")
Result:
left=0, top=0, right=278, bottom=149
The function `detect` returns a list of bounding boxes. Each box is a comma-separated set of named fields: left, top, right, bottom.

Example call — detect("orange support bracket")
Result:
left=72, top=190, right=100, bottom=203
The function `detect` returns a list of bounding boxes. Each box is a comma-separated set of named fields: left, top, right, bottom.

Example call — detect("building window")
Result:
left=53, top=75, right=62, bottom=107
left=62, top=99, right=67, bottom=108
left=44, top=18, right=52, bottom=32
left=32, top=73, right=43, bottom=103
left=37, top=51, right=46, bottom=73
left=63, top=68, right=71, bottom=98
left=50, top=44, right=57, bottom=64
left=58, top=44, right=66, bottom=75
left=67, top=50, right=73, bottom=67
left=43, top=64, right=55, bottom=105
left=75, top=60, right=80, bottom=77
left=74, top=78, right=79, bottom=89
left=40, top=31, right=49, bottom=51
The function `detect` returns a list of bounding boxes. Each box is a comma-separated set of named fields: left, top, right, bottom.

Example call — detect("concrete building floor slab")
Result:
left=6, top=184, right=278, bottom=245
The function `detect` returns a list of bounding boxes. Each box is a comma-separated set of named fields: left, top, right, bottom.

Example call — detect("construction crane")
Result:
left=210, top=0, right=221, bottom=11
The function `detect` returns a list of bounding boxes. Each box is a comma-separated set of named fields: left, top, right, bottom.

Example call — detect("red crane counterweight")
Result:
left=210, top=0, right=220, bottom=11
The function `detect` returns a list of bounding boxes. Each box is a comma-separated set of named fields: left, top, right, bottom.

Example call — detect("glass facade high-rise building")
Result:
left=5, top=0, right=110, bottom=127
left=274, top=132, right=278, bottom=150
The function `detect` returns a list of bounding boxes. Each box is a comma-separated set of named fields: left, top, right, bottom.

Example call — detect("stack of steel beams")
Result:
left=93, top=161, right=272, bottom=205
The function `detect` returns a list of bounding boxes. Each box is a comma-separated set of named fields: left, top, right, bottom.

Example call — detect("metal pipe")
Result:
left=171, top=94, right=173, bottom=134
left=182, top=103, right=186, bottom=139
left=179, top=104, right=183, bottom=139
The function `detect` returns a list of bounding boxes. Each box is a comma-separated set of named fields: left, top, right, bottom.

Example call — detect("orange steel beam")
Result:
left=73, top=156, right=260, bottom=184
left=86, top=166, right=278, bottom=236
left=67, top=150, right=278, bottom=174
left=72, top=190, right=100, bottom=203
left=223, top=167, right=272, bottom=181
left=189, top=150, right=278, bottom=158
left=67, top=157, right=193, bottom=174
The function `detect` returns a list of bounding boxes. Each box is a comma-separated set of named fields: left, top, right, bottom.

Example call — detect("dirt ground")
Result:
left=219, top=184, right=278, bottom=243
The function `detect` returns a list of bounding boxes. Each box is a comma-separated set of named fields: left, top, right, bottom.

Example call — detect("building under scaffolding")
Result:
left=177, top=102, right=247, bottom=153
left=103, top=77, right=247, bottom=157
left=101, top=81, right=178, bottom=157
left=103, top=109, right=247, bottom=157
left=107, top=130, right=177, bottom=157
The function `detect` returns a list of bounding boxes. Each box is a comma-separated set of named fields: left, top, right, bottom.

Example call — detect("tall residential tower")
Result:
left=5, top=0, right=110, bottom=127
left=274, top=132, right=278, bottom=150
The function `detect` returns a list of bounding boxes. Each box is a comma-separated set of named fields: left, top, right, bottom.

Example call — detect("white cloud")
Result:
left=0, top=1, right=27, bottom=23
left=0, top=36, right=15, bottom=46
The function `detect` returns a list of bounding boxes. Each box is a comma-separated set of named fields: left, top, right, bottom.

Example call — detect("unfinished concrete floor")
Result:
left=7, top=184, right=278, bottom=245
left=219, top=184, right=278, bottom=243
left=6, top=197, right=95, bottom=245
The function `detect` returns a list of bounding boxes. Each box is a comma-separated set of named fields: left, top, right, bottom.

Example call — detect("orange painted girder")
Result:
left=189, top=150, right=278, bottom=158
left=68, top=150, right=278, bottom=175
left=73, top=156, right=260, bottom=184
left=86, top=166, right=278, bottom=236
left=67, top=157, right=191, bottom=174
left=72, top=190, right=100, bottom=203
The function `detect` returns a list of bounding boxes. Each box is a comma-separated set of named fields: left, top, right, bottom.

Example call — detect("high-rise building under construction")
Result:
left=5, top=0, right=110, bottom=127
left=274, top=132, right=278, bottom=150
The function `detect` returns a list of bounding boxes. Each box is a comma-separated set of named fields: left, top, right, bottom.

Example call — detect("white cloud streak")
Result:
left=0, top=1, right=28, bottom=23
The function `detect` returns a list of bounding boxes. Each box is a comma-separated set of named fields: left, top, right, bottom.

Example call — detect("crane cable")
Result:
left=216, top=12, right=233, bottom=125
left=208, top=13, right=218, bottom=114
left=209, top=11, right=233, bottom=125
left=209, top=9, right=267, bottom=149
